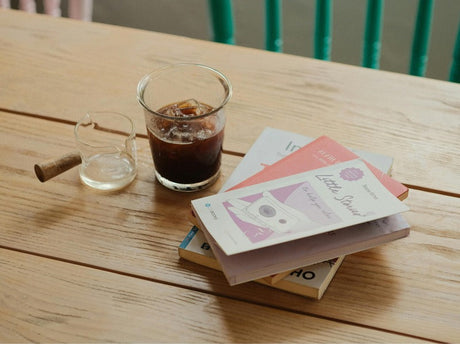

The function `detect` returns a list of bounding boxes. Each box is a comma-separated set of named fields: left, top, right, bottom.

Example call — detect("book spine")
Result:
left=178, top=226, right=344, bottom=299
left=179, top=226, right=199, bottom=249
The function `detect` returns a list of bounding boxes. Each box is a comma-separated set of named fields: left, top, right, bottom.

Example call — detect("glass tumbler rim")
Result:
left=136, top=63, right=233, bottom=121
left=74, top=111, right=136, bottom=149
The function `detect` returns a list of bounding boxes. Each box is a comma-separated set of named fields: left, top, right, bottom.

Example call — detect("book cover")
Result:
left=262, top=256, right=345, bottom=299
left=179, top=226, right=345, bottom=299
left=192, top=159, right=409, bottom=256
left=196, top=212, right=409, bottom=285
left=228, top=135, right=408, bottom=201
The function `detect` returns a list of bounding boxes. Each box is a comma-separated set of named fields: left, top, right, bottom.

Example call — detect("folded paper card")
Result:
left=192, top=159, right=409, bottom=256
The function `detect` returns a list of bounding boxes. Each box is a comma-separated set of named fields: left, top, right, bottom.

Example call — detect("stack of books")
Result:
left=179, top=128, right=410, bottom=299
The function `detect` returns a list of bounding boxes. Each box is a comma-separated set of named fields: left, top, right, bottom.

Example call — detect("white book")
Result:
left=179, top=226, right=345, bottom=299
left=196, top=211, right=409, bottom=285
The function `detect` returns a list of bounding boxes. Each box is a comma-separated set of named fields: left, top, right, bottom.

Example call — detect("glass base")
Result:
left=79, top=153, right=137, bottom=191
left=155, top=170, right=220, bottom=192
left=80, top=168, right=137, bottom=191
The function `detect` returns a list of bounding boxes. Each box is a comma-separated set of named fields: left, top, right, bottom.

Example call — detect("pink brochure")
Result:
left=229, top=136, right=408, bottom=201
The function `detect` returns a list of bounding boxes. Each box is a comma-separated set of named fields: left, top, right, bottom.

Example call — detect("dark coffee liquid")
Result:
left=147, top=101, right=224, bottom=184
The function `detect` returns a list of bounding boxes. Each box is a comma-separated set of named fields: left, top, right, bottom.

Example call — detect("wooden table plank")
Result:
left=2, top=249, right=430, bottom=343
left=1, top=112, right=459, bottom=342
left=0, top=10, right=459, bottom=195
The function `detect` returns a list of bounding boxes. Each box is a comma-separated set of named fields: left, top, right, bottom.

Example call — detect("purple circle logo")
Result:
left=340, top=167, right=364, bottom=181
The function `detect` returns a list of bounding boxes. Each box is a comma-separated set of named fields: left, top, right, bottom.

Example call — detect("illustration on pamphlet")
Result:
left=223, top=181, right=342, bottom=243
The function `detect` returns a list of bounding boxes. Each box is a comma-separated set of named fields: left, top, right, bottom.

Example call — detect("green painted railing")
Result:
left=207, top=0, right=459, bottom=82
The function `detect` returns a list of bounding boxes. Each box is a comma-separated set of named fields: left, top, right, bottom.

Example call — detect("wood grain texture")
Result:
left=0, top=10, right=459, bottom=195
left=1, top=113, right=459, bottom=342
left=0, top=248, right=430, bottom=343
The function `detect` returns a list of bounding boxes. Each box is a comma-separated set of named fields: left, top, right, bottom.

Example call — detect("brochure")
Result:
left=192, top=159, right=409, bottom=256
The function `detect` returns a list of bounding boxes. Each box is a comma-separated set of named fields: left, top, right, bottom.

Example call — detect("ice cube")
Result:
left=162, top=104, right=180, bottom=117
left=196, top=128, right=213, bottom=140
left=176, top=99, right=204, bottom=116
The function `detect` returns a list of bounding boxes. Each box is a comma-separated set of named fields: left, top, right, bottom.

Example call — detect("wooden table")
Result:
left=1, top=9, right=459, bottom=343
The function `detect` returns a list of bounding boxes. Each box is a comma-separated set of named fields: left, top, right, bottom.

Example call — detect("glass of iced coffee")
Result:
left=137, top=63, right=232, bottom=192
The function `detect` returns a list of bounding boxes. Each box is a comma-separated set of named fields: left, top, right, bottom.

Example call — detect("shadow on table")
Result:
left=178, top=247, right=402, bottom=341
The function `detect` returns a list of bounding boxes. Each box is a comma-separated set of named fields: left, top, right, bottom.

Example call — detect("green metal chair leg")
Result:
left=314, top=0, right=332, bottom=61
left=449, top=23, right=460, bottom=83
left=265, top=0, right=283, bottom=52
left=409, top=0, right=434, bottom=76
left=208, top=0, right=235, bottom=44
left=362, top=0, right=384, bottom=69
